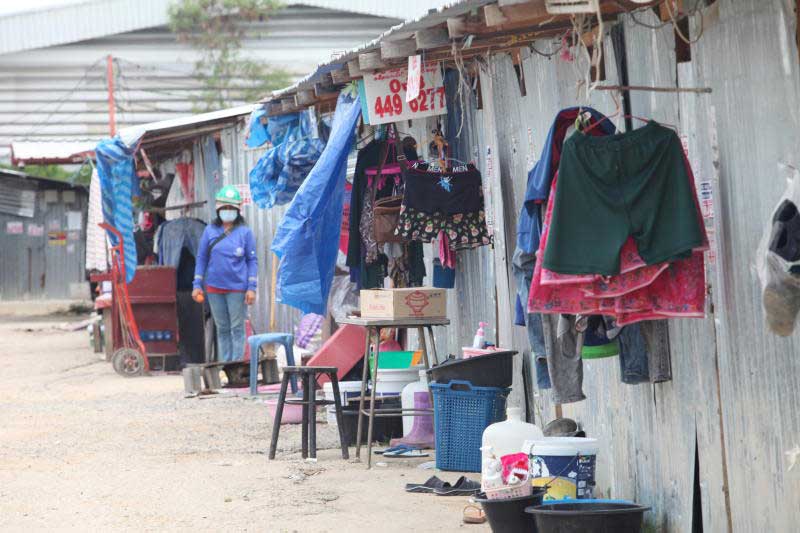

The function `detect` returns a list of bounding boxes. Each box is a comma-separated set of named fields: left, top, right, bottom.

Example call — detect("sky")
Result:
left=0, top=0, right=82, bottom=16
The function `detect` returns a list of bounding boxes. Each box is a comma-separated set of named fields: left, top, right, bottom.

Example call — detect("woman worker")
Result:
left=192, top=185, right=258, bottom=362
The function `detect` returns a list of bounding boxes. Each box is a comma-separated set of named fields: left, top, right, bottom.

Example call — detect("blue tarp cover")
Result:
left=270, top=91, right=361, bottom=314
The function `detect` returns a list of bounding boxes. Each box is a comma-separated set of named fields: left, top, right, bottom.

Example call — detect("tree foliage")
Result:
left=168, top=0, right=292, bottom=111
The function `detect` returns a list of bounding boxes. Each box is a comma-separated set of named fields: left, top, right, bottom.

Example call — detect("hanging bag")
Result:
left=370, top=127, right=406, bottom=244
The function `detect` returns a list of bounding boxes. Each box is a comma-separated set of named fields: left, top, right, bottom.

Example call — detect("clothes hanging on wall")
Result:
left=542, top=122, right=705, bottom=275
left=155, top=218, right=206, bottom=268
left=397, top=161, right=491, bottom=250
left=346, top=136, right=425, bottom=289
left=528, top=172, right=707, bottom=326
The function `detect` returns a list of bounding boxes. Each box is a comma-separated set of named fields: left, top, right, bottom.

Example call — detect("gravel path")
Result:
left=0, top=307, right=488, bottom=532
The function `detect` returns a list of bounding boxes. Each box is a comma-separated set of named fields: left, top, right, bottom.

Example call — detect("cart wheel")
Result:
left=112, top=348, right=145, bottom=377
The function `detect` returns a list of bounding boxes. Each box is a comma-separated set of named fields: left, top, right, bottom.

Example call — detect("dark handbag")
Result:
left=369, top=128, right=406, bottom=244
left=373, top=195, right=404, bottom=243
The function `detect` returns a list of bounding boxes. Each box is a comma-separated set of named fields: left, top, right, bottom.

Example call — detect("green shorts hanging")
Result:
left=542, top=121, right=704, bottom=276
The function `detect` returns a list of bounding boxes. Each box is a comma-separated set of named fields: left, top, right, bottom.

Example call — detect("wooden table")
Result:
left=337, top=316, right=450, bottom=468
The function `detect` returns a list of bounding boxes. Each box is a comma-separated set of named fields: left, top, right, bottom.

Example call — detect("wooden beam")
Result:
left=347, top=59, right=363, bottom=78
left=314, top=84, right=339, bottom=100
left=485, top=1, right=551, bottom=27
left=358, top=51, right=386, bottom=72
left=317, top=72, right=334, bottom=89
left=280, top=98, right=295, bottom=113
left=415, top=26, right=450, bottom=50
left=294, top=89, right=316, bottom=106
left=380, top=38, right=417, bottom=60
left=447, top=17, right=465, bottom=39
left=330, top=68, right=350, bottom=84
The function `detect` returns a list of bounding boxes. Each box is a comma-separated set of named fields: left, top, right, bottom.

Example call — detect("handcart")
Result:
left=101, top=223, right=180, bottom=376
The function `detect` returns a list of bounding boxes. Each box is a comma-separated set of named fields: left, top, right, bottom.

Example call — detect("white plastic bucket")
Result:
left=322, top=381, right=363, bottom=426
left=372, top=366, right=423, bottom=395
left=523, top=437, right=600, bottom=500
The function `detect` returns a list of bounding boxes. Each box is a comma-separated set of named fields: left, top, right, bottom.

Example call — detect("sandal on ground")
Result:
left=383, top=447, right=429, bottom=458
left=404, top=475, right=446, bottom=494
left=434, top=476, right=482, bottom=496
left=463, top=504, right=486, bottom=524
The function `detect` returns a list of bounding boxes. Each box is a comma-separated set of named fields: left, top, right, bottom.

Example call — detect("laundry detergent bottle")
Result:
left=482, top=406, right=544, bottom=459
left=472, top=322, right=488, bottom=349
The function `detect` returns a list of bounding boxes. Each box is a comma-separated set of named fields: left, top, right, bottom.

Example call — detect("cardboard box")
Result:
left=360, top=288, right=447, bottom=319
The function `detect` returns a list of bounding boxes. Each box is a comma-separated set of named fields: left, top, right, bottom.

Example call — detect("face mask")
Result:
left=219, top=209, right=238, bottom=223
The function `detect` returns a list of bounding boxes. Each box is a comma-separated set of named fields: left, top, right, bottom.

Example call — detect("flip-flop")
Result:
left=434, top=476, right=482, bottom=496
left=404, top=475, right=446, bottom=493
left=374, top=444, right=409, bottom=455
left=383, top=448, right=429, bottom=458
left=462, top=504, right=486, bottom=525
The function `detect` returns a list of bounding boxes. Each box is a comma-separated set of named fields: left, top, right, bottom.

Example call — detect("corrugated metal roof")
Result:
left=118, top=103, right=255, bottom=145
left=11, top=140, right=96, bottom=164
left=0, top=0, right=457, bottom=56
left=270, top=0, right=494, bottom=99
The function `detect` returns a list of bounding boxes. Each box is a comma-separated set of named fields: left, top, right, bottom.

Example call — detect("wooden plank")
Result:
left=415, top=26, right=450, bottom=50
left=330, top=68, right=351, bottom=84
left=447, top=17, right=468, bottom=39
left=485, top=1, right=551, bottom=27
left=347, top=59, right=363, bottom=78
left=380, top=38, right=417, bottom=59
left=358, top=51, right=386, bottom=72
left=294, top=89, right=316, bottom=106
left=280, top=98, right=295, bottom=113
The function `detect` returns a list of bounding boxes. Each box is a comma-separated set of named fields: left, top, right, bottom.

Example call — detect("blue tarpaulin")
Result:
left=271, top=91, right=361, bottom=314
left=248, top=111, right=325, bottom=208
left=96, top=135, right=141, bottom=283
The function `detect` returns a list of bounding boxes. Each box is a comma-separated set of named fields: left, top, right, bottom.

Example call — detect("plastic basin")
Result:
left=526, top=502, right=651, bottom=533
left=474, top=489, right=546, bottom=533
left=368, top=351, right=416, bottom=373
left=427, top=350, right=517, bottom=388
left=266, top=398, right=303, bottom=424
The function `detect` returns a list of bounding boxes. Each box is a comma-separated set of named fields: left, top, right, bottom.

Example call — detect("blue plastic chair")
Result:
left=247, top=333, right=297, bottom=395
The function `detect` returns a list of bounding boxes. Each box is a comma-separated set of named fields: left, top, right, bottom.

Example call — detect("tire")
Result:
left=112, top=348, right=145, bottom=377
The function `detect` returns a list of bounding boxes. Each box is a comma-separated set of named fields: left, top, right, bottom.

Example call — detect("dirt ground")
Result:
left=0, top=302, right=490, bottom=533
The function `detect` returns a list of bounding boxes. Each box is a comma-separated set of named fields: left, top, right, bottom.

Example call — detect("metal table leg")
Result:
left=301, top=373, right=310, bottom=459
left=418, top=327, right=434, bottom=407
left=355, top=327, right=373, bottom=461
left=366, top=327, right=381, bottom=468
left=426, top=326, right=439, bottom=365
left=309, top=373, right=317, bottom=459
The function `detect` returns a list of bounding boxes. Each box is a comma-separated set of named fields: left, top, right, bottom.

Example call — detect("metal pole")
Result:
left=106, top=55, right=117, bottom=136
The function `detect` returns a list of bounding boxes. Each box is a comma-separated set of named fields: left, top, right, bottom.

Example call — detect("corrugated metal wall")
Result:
left=177, top=3, right=800, bottom=527
left=0, top=183, right=88, bottom=300
left=472, top=2, right=800, bottom=531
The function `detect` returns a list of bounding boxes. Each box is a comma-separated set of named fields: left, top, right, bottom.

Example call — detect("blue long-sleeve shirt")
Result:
left=193, top=224, right=258, bottom=291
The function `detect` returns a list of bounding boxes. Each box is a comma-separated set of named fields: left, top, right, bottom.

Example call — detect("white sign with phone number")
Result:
left=362, top=62, right=446, bottom=125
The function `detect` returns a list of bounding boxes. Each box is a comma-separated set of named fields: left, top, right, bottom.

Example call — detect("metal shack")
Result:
left=0, top=169, right=88, bottom=299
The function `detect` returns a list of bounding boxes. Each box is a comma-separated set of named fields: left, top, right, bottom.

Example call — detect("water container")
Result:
left=482, top=406, right=544, bottom=459
left=322, top=381, right=363, bottom=426
left=400, top=370, right=429, bottom=435
left=372, top=366, right=422, bottom=396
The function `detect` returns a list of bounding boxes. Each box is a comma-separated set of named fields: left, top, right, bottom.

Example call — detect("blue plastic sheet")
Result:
left=271, top=91, right=361, bottom=315
left=249, top=112, right=325, bottom=208
left=96, top=136, right=141, bottom=283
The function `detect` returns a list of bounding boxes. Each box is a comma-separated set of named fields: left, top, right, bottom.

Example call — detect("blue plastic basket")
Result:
left=431, top=380, right=510, bottom=472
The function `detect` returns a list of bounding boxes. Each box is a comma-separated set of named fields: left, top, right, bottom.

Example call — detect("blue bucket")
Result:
left=525, top=437, right=600, bottom=501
